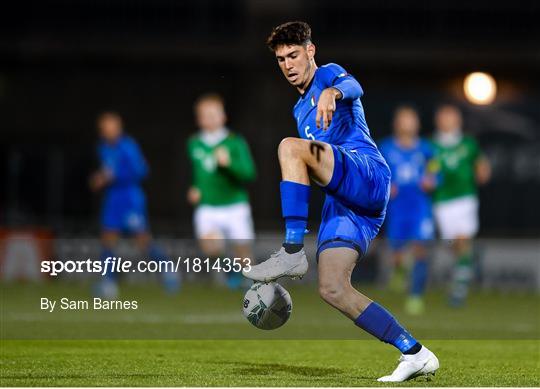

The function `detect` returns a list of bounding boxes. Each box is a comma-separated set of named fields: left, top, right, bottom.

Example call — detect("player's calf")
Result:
left=318, top=248, right=373, bottom=318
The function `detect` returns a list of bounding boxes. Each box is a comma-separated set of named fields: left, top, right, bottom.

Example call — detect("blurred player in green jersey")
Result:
left=187, top=93, right=257, bottom=289
left=432, top=105, right=491, bottom=306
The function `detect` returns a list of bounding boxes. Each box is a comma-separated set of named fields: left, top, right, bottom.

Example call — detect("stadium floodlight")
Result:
left=464, top=72, right=497, bottom=105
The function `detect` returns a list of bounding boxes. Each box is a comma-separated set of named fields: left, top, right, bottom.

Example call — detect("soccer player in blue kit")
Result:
left=379, top=106, right=437, bottom=315
left=90, top=111, right=179, bottom=297
left=243, top=22, right=439, bottom=382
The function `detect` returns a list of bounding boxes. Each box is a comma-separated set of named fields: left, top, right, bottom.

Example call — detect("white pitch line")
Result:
left=2, top=312, right=537, bottom=334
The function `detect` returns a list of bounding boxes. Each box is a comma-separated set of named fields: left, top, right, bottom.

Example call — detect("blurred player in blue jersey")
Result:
left=379, top=106, right=437, bottom=315
left=243, top=22, right=438, bottom=382
left=89, top=111, right=179, bottom=297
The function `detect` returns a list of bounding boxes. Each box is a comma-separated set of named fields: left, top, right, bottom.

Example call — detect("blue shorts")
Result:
left=385, top=212, right=435, bottom=250
left=101, top=187, right=148, bottom=234
left=317, top=145, right=391, bottom=259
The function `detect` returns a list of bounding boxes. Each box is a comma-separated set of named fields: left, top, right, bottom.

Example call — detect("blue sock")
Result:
left=355, top=302, right=419, bottom=354
left=280, top=181, right=310, bottom=245
left=100, top=247, right=117, bottom=282
left=285, top=218, right=308, bottom=244
left=411, top=259, right=428, bottom=296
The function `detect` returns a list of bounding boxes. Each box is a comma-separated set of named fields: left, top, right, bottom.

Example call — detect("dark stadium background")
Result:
left=1, top=6, right=539, bottom=382
left=1, top=0, right=539, bottom=236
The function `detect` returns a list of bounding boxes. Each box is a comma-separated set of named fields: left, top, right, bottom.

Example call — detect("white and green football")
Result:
left=242, top=282, right=292, bottom=330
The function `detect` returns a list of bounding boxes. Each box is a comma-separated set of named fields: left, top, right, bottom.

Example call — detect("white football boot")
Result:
left=242, top=247, right=308, bottom=282
left=377, top=346, right=439, bottom=382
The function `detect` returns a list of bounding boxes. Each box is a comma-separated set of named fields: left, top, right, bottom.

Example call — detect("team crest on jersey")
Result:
left=194, top=147, right=217, bottom=172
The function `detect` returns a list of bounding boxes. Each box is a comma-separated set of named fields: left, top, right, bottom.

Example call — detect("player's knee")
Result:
left=453, top=237, right=471, bottom=255
left=318, top=282, right=345, bottom=307
left=278, top=137, right=302, bottom=161
left=199, top=233, right=225, bottom=256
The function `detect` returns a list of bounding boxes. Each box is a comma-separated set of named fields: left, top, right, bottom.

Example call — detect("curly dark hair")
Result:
left=266, top=21, right=312, bottom=51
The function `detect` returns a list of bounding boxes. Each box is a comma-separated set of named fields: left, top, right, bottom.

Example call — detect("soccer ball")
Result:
left=242, top=282, right=292, bottom=330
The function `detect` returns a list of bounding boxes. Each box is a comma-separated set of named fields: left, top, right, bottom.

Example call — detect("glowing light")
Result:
left=464, top=72, right=497, bottom=105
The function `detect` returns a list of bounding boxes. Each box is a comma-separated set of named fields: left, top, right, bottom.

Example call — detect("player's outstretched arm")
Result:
left=318, top=63, right=363, bottom=101
left=316, top=64, right=363, bottom=130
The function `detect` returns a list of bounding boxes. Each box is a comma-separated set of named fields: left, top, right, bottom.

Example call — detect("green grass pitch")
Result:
left=2, top=339, right=539, bottom=386
left=1, top=282, right=539, bottom=386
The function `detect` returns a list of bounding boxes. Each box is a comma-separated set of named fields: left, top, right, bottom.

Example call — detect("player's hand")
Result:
left=316, top=88, right=341, bottom=130
left=89, top=170, right=111, bottom=192
left=390, top=184, right=399, bottom=199
left=420, top=175, right=437, bottom=192
left=475, top=158, right=491, bottom=185
left=187, top=186, right=201, bottom=205
left=214, top=146, right=231, bottom=167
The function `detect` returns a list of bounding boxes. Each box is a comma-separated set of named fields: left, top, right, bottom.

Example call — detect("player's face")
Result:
left=195, top=100, right=226, bottom=132
left=98, top=117, right=122, bottom=143
left=435, top=106, right=462, bottom=133
left=394, top=109, right=420, bottom=138
left=274, top=44, right=316, bottom=88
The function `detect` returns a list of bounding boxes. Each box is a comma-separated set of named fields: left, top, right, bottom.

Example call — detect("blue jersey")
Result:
left=296, top=63, right=391, bottom=258
left=379, top=137, right=434, bottom=216
left=293, top=63, right=381, bottom=159
left=378, top=137, right=435, bottom=245
left=98, top=135, right=149, bottom=232
left=98, top=135, right=149, bottom=192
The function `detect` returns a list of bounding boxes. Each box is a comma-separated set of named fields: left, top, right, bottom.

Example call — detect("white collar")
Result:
left=436, top=129, right=463, bottom=147
left=199, top=127, right=228, bottom=147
